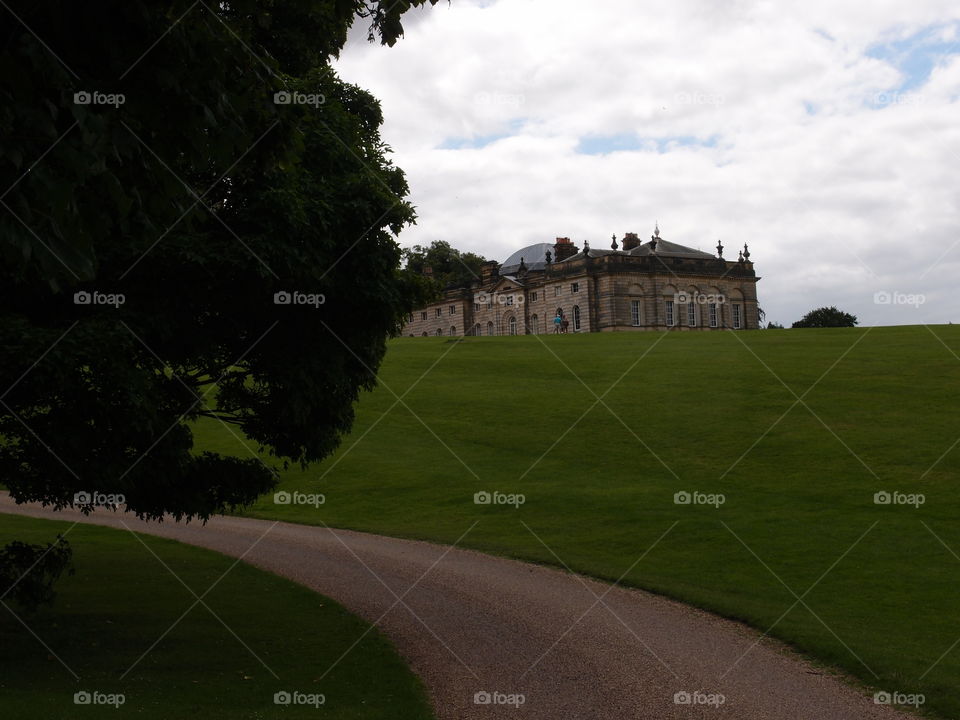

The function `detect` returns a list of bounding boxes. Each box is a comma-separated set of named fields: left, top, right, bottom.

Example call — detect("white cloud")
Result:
left=336, top=0, right=960, bottom=326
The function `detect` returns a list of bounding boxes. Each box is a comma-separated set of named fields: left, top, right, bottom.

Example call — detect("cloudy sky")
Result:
left=335, top=0, right=960, bottom=327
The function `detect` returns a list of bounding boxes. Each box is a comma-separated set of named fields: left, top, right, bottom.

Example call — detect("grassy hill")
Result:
left=198, top=325, right=960, bottom=718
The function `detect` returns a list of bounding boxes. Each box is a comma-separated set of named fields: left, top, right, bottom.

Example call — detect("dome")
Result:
left=500, top=243, right=554, bottom=273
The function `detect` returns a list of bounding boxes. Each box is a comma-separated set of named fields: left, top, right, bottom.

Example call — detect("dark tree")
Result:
left=0, top=1, right=440, bottom=521
left=792, top=307, right=858, bottom=328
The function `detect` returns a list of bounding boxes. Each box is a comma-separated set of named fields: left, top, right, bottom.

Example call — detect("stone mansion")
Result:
left=402, top=226, right=761, bottom=337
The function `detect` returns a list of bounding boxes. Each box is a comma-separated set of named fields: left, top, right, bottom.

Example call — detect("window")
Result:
left=571, top=282, right=580, bottom=293
left=665, top=300, right=675, bottom=327
left=407, top=313, right=413, bottom=323
left=509, top=317, right=517, bottom=335
left=487, top=321, right=494, bottom=336
left=435, top=308, right=442, bottom=318
left=573, top=305, right=581, bottom=331
left=421, top=331, right=428, bottom=337
left=506, top=296, right=514, bottom=305
left=474, top=323, right=481, bottom=336
left=449, top=305, right=456, bottom=315
left=709, top=303, right=718, bottom=328
left=450, top=326, right=457, bottom=336
left=531, top=314, right=539, bottom=334
left=732, top=303, right=742, bottom=329
left=421, top=311, right=427, bottom=320
left=631, top=300, right=641, bottom=326
left=532, top=291, right=538, bottom=302
left=687, top=302, right=696, bottom=327
left=487, top=302, right=493, bottom=309
left=436, top=328, right=442, bottom=336
left=474, top=303, right=481, bottom=311
left=554, top=286, right=560, bottom=297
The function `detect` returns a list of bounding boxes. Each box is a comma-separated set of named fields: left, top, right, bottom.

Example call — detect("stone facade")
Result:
left=402, top=228, right=761, bottom=336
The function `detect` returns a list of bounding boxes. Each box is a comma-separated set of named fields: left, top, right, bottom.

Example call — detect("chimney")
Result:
left=480, top=260, right=499, bottom=285
left=553, top=237, right=578, bottom=262
left=621, top=232, right=640, bottom=251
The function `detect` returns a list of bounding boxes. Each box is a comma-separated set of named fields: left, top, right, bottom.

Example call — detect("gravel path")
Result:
left=0, top=495, right=913, bottom=719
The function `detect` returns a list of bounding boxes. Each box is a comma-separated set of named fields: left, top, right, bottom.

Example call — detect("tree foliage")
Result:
left=0, top=1, right=440, bottom=520
left=792, top=306, right=858, bottom=328
left=0, top=537, right=73, bottom=611
left=403, top=240, right=487, bottom=290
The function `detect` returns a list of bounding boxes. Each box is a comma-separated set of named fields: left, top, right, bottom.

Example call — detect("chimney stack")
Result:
left=621, top=232, right=640, bottom=251
left=553, top=237, right=578, bottom=262
left=480, top=260, right=499, bottom=285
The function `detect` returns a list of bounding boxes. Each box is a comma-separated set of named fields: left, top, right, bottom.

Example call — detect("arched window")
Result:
left=487, top=321, right=494, bottom=336
left=509, top=316, right=517, bottom=335
left=450, top=326, right=456, bottom=336
left=421, top=331, right=428, bottom=337
left=573, top=305, right=581, bottom=331
left=436, top=328, right=443, bottom=336
left=531, top=314, right=539, bottom=334
left=474, top=323, right=481, bottom=336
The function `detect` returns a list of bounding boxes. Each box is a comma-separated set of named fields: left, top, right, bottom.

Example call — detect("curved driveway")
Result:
left=0, top=495, right=911, bottom=719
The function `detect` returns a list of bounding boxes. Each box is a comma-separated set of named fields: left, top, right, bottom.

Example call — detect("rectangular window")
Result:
left=506, top=296, right=514, bottom=305
left=474, top=303, right=480, bottom=311
left=665, top=300, right=675, bottom=327
left=687, top=302, right=696, bottom=327
left=435, top=308, right=442, bottom=318
left=421, top=311, right=427, bottom=321
left=554, top=286, right=560, bottom=297
left=571, top=282, right=580, bottom=293
left=631, top=300, right=641, bottom=326
left=733, top=303, right=742, bottom=329
left=449, top=305, right=456, bottom=315
left=709, top=303, right=718, bottom=328
left=532, top=291, right=538, bottom=302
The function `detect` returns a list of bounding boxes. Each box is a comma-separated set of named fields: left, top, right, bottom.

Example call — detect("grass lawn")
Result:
left=194, top=324, right=960, bottom=718
left=0, top=515, right=434, bottom=720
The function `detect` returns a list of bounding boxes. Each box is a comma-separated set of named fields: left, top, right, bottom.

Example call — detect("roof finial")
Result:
left=611, top=233, right=618, bottom=250
left=653, top=221, right=660, bottom=239
left=743, top=243, right=750, bottom=261
left=583, top=240, right=590, bottom=255
left=716, top=239, right=724, bottom=259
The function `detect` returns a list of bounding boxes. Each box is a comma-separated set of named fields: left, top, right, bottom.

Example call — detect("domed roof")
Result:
left=500, top=243, right=554, bottom=273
